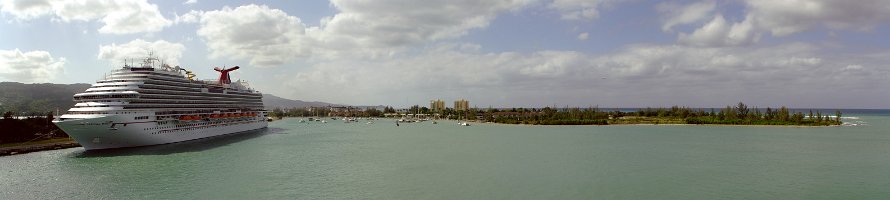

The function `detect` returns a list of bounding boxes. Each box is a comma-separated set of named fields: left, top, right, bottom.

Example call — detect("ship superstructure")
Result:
left=53, top=55, right=268, bottom=150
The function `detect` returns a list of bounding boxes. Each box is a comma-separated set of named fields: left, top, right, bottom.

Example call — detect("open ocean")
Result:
left=2, top=109, right=889, bottom=199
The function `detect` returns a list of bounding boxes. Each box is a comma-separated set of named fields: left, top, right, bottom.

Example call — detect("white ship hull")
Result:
left=54, top=114, right=268, bottom=150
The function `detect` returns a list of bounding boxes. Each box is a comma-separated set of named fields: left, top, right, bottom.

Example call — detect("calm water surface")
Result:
left=2, top=111, right=890, bottom=199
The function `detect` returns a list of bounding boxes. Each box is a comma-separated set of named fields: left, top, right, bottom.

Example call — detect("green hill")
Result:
left=0, top=82, right=91, bottom=115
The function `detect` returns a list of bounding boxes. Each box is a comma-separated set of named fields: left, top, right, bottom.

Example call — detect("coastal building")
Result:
left=430, top=99, right=446, bottom=111
left=328, top=106, right=372, bottom=117
left=329, top=106, right=350, bottom=113
left=454, top=99, right=469, bottom=111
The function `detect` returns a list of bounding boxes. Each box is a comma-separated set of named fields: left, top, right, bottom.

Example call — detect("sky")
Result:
left=1, top=0, right=889, bottom=109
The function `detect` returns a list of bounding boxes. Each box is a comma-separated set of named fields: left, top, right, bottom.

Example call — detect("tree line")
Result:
left=268, top=107, right=388, bottom=119
left=265, top=102, right=843, bottom=126
left=482, top=102, right=841, bottom=126
left=1, top=111, right=67, bottom=144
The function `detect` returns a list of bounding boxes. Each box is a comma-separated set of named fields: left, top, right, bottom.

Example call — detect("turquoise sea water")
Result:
left=2, top=111, right=890, bottom=199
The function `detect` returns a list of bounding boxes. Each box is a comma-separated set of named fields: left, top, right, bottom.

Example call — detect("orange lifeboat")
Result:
left=211, top=114, right=220, bottom=118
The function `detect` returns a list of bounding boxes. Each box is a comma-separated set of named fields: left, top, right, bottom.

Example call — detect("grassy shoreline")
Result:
left=0, top=137, right=73, bottom=148
left=480, top=121, right=840, bottom=128
left=394, top=119, right=838, bottom=127
left=484, top=103, right=842, bottom=127
left=480, top=114, right=842, bottom=127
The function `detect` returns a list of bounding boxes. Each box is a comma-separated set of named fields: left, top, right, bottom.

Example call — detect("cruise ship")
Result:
left=53, top=55, right=268, bottom=150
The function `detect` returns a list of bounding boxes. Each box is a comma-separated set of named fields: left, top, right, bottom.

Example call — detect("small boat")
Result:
left=432, top=121, right=437, bottom=124
left=459, top=122, right=470, bottom=126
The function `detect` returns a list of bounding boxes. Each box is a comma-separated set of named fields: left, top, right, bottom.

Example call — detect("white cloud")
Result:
left=316, top=0, right=531, bottom=55
left=843, top=64, right=863, bottom=71
left=548, top=0, right=609, bottom=20
left=779, top=56, right=822, bottom=66
left=657, top=1, right=716, bottom=32
left=174, top=10, right=202, bottom=24
left=0, top=0, right=53, bottom=20
left=196, top=4, right=311, bottom=66
left=745, top=0, right=890, bottom=36
left=577, top=32, right=589, bottom=40
left=0, top=0, right=171, bottom=34
left=98, top=39, right=186, bottom=66
left=675, top=0, right=890, bottom=47
left=0, top=49, right=65, bottom=83
left=518, top=51, right=584, bottom=78
left=183, top=0, right=197, bottom=5
left=194, top=1, right=532, bottom=66
left=678, top=14, right=759, bottom=47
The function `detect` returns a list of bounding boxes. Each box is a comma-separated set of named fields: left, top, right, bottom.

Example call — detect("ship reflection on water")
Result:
left=70, top=127, right=285, bottom=157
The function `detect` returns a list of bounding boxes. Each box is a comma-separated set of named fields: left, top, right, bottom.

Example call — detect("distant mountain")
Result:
left=0, top=82, right=91, bottom=114
left=262, top=94, right=340, bottom=109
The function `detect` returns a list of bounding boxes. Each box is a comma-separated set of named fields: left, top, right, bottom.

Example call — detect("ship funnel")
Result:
left=214, top=66, right=240, bottom=84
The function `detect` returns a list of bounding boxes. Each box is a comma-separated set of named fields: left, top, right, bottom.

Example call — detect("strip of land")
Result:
left=0, top=138, right=80, bottom=156
left=484, top=107, right=842, bottom=126
left=272, top=102, right=843, bottom=126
